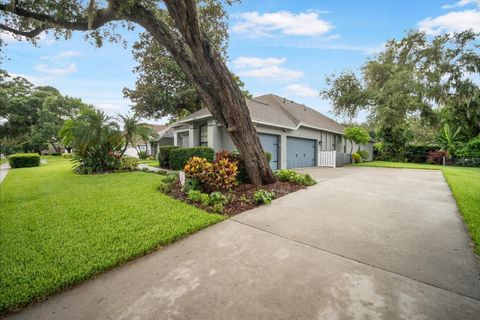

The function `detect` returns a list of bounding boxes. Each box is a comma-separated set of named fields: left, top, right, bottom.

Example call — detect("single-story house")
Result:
left=171, top=94, right=373, bottom=169
left=125, top=124, right=174, bottom=157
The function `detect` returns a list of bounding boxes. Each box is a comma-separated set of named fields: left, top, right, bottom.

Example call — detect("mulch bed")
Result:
left=170, top=181, right=305, bottom=216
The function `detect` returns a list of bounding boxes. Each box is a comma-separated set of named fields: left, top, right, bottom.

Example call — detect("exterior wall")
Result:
left=173, top=119, right=374, bottom=168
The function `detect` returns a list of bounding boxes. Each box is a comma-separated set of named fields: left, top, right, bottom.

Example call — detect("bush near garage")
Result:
left=358, top=150, right=370, bottom=161
left=169, top=147, right=215, bottom=170
left=7, top=153, right=41, bottom=168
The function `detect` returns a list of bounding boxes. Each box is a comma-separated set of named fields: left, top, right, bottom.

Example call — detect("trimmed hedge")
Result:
left=8, top=153, right=41, bottom=168
left=158, top=145, right=179, bottom=168
left=169, top=147, right=215, bottom=170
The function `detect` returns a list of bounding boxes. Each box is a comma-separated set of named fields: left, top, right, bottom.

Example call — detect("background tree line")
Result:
left=321, top=29, right=480, bottom=164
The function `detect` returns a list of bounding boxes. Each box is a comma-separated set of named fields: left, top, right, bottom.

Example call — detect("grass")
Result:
left=354, top=161, right=480, bottom=254
left=139, top=159, right=160, bottom=167
left=0, top=158, right=223, bottom=314
left=0, top=158, right=7, bottom=165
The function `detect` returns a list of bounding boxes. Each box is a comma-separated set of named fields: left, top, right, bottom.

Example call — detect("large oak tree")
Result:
left=0, top=0, right=276, bottom=184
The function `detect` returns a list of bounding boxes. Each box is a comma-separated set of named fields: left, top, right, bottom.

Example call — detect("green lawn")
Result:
left=0, top=158, right=6, bottom=165
left=139, top=159, right=160, bottom=167
left=0, top=158, right=223, bottom=314
left=355, top=161, right=480, bottom=254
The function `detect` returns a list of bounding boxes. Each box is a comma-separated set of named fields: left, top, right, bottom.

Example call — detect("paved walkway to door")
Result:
left=8, top=167, right=480, bottom=319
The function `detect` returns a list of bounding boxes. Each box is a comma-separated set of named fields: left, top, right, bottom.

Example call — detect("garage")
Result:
left=259, top=133, right=279, bottom=170
left=287, top=137, right=316, bottom=168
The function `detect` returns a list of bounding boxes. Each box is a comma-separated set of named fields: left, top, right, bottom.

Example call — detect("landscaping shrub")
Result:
left=158, top=145, right=179, bottom=168
left=352, top=152, right=362, bottom=163
left=215, top=150, right=270, bottom=183
left=183, top=156, right=238, bottom=191
left=254, top=189, right=276, bottom=205
left=208, top=158, right=238, bottom=190
left=358, top=150, right=369, bottom=161
left=182, top=178, right=201, bottom=193
left=169, top=147, right=214, bottom=170
left=404, top=145, right=438, bottom=163
left=137, top=151, right=148, bottom=160
left=460, top=137, right=480, bottom=158
left=426, top=150, right=448, bottom=165
left=187, top=190, right=210, bottom=204
left=158, top=174, right=179, bottom=193
left=275, top=169, right=317, bottom=186
left=119, top=156, right=139, bottom=171
left=7, top=153, right=40, bottom=168
left=187, top=190, right=227, bottom=213
left=61, top=153, right=73, bottom=159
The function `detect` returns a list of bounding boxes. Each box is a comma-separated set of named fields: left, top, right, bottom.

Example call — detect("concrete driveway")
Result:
left=9, top=167, right=480, bottom=319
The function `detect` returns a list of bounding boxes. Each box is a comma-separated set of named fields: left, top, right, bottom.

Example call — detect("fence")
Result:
left=318, top=151, right=336, bottom=168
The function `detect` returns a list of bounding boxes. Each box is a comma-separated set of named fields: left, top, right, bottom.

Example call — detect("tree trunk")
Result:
left=130, top=1, right=276, bottom=185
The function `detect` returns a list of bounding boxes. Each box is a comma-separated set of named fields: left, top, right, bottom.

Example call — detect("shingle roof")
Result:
left=173, top=94, right=346, bottom=134
left=254, top=94, right=346, bottom=134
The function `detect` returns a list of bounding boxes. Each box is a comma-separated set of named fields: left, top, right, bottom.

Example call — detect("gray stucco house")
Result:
left=171, top=94, right=373, bottom=169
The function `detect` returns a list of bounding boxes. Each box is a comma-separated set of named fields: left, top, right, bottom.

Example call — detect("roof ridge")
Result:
left=267, top=94, right=301, bottom=126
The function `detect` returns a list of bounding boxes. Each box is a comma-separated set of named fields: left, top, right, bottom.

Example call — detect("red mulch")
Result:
left=170, top=181, right=304, bottom=216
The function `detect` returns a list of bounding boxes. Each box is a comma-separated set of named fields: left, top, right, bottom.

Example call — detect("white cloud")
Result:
left=442, top=0, right=480, bottom=9
left=419, top=9, right=480, bottom=35
left=232, top=10, right=334, bottom=37
left=285, top=84, right=318, bottom=97
left=233, top=56, right=303, bottom=81
left=41, top=50, right=81, bottom=60
left=34, top=63, right=78, bottom=78
left=233, top=56, right=286, bottom=68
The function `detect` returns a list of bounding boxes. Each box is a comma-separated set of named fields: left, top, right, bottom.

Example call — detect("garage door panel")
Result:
left=259, top=133, right=279, bottom=170
left=287, top=137, right=316, bottom=168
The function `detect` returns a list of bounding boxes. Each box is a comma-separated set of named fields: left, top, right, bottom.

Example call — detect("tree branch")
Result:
left=0, top=23, right=46, bottom=38
left=0, top=3, right=118, bottom=35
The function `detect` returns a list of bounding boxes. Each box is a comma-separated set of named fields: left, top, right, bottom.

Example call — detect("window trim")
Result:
left=199, top=124, right=208, bottom=147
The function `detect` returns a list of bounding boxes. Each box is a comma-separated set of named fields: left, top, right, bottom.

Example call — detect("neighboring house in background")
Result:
left=171, top=94, right=373, bottom=169
left=125, top=124, right=174, bottom=158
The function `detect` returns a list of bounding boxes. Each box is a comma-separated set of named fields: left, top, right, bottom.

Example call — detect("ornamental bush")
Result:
left=137, top=151, right=148, bottom=160
left=169, top=147, right=214, bottom=170
left=426, top=150, right=448, bottom=165
left=183, top=156, right=238, bottom=191
left=352, top=152, right=362, bottom=163
left=119, top=156, right=139, bottom=171
left=7, top=153, right=40, bottom=168
left=158, top=145, right=179, bottom=168
left=275, top=169, right=316, bottom=186
left=253, top=189, right=276, bottom=205
left=215, top=150, right=271, bottom=183
left=358, top=150, right=369, bottom=161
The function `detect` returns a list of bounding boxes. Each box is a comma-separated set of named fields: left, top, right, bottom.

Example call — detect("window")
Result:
left=199, top=124, right=208, bottom=146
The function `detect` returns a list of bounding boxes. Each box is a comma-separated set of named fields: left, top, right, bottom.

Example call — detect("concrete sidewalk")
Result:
left=0, top=162, right=10, bottom=184
left=8, top=167, right=480, bottom=319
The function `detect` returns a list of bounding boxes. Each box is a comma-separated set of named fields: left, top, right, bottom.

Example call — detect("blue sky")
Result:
left=2, top=0, right=480, bottom=124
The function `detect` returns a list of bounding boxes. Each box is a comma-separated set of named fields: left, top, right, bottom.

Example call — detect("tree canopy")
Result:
left=321, top=30, right=480, bottom=159
left=0, top=0, right=275, bottom=184
left=0, top=71, right=88, bottom=152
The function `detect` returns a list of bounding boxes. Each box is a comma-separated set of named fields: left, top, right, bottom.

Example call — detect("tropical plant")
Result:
left=118, top=114, right=157, bottom=157
left=436, top=123, right=462, bottom=157
left=351, top=153, right=362, bottom=163
left=253, top=190, right=276, bottom=205
left=59, top=108, right=123, bottom=173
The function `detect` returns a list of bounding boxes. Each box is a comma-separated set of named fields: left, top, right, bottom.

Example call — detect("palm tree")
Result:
left=59, top=108, right=123, bottom=172
left=118, top=115, right=158, bottom=157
